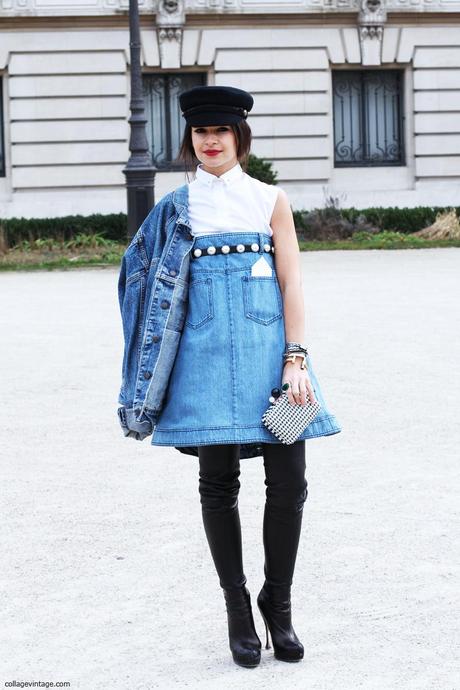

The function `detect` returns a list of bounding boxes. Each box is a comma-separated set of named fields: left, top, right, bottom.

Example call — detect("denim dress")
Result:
left=151, top=230, right=341, bottom=452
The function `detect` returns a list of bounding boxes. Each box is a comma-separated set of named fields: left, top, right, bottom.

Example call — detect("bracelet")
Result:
left=283, top=353, right=308, bottom=370
left=283, top=341, right=309, bottom=371
left=285, top=341, right=309, bottom=356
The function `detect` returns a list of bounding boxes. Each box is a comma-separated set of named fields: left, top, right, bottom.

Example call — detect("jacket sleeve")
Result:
left=116, top=232, right=152, bottom=440
left=116, top=195, right=172, bottom=441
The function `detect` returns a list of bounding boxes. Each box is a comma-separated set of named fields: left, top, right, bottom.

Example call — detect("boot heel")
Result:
left=259, top=607, right=271, bottom=649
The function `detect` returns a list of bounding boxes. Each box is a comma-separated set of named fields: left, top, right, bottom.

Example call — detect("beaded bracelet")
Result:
left=285, top=341, right=309, bottom=356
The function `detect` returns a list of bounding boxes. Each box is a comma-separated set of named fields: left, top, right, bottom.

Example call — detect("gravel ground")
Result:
left=1, top=248, right=459, bottom=690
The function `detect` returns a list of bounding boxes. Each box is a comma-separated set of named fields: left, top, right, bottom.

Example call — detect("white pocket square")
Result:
left=251, top=256, right=273, bottom=277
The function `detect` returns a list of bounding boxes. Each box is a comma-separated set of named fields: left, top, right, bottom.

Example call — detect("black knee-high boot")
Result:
left=257, top=440, right=308, bottom=662
left=198, top=444, right=261, bottom=668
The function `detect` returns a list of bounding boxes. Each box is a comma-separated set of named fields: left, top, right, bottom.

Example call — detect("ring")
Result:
left=281, top=382, right=290, bottom=390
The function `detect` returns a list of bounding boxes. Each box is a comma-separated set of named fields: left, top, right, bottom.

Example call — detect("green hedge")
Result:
left=293, top=206, right=460, bottom=235
left=245, top=153, right=279, bottom=185
left=1, top=205, right=459, bottom=248
left=0, top=213, right=127, bottom=248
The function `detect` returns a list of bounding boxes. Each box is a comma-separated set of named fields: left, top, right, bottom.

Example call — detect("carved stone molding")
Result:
left=158, top=26, right=183, bottom=39
left=359, top=0, right=386, bottom=23
left=156, top=0, right=184, bottom=68
left=156, top=0, right=185, bottom=24
left=0, top=0, right=154, bottom=15
left=1, top=0, right=460, bottom=15
left=358, top=0, right=387, bottom=65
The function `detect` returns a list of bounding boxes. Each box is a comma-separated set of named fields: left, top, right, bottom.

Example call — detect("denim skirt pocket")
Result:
left=185, top=277, right=214, bottom=329
left=241, top=275, right=283, bottom=325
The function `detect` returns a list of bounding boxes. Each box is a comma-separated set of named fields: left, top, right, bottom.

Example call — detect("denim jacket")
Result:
left=117, top=183, right=340, bottom=460
left=117, top=182, right=193, bottom=439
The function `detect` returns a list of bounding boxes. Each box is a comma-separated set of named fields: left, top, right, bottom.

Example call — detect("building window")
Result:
left=332, top=69, right=405, bottom=167
left=142, top=73, right=206, bottom=170
left=0, top=77, right=5, bottom=177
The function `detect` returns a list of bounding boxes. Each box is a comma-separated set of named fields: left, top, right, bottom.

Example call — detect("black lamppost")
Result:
left=123, top=0, right=156, bottom=241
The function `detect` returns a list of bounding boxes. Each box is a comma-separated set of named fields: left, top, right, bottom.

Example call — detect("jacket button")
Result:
left=271, top=388, right=281, bottom=398
left=144, top=371, right=152, bottom=379
left=152, top=335, right=160, bottom=343
left=160, top=300, right=170, bottom=309
left=169, top=269, right=177, bottom=277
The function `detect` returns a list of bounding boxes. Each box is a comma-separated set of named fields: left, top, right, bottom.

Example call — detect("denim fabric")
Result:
left=117, top=184, right=342, bottom=459
left=117, top=183, right=194, bottom=435
left=151, top=231, right=341, bottom=448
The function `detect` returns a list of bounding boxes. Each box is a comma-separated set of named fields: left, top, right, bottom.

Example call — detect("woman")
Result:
left=121, top=85, right=341, bottom=667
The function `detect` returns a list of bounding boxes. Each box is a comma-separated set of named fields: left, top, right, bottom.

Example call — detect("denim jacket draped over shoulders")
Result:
left=117, top=183, right=195, bottom=438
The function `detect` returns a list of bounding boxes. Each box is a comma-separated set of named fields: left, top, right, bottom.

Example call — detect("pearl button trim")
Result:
left=192, top=243, right=274, bottom=258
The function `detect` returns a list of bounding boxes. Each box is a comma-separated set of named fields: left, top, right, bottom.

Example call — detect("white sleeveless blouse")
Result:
left=187, top=162, right=280, bottom=237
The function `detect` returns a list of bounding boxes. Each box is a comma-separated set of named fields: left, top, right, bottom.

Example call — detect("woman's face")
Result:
left=191, top=124, right=238, bottom=174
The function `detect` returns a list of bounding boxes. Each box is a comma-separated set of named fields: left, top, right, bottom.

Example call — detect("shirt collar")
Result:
left=195, top=161, right=244, bottom=187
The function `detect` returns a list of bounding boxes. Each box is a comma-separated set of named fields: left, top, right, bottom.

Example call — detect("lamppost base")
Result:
left=122, top=166, right=156, bottom=240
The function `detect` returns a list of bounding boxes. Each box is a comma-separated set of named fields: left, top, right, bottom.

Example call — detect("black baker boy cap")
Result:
left=179, top=85, right=254, bottom=126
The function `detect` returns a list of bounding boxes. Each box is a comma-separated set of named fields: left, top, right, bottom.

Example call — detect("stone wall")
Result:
left=0, top=0, right=459, bottom=216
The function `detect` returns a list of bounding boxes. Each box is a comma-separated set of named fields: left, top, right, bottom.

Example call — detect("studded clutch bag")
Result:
left=261, top=391, right=322, bottom=444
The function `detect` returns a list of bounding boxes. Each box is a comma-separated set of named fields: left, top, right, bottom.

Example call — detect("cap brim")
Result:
left=184, top=111, right=245, bottom=126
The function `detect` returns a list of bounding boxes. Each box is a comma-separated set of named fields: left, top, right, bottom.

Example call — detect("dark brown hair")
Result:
left=176, top=120, right=252, bottom=183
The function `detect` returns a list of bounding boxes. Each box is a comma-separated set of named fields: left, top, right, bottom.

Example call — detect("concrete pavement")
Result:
left=0, top=247, right=459, bottom=690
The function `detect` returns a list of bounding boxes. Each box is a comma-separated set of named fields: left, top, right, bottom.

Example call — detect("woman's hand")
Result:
left=282, top=361, right=318, bottom=406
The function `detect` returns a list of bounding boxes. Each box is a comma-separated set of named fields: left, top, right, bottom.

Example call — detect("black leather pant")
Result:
left=198, top=441, right=308, bottom=591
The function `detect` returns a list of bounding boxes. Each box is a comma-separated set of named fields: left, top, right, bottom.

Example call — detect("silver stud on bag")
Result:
left=221, top=245, right=230, bottom=254
left=263, top=243, right=271, bottom=252
left=193, top=248, right=202, bottom=257
left=236, top=244, right=245, bottom=253
left=207, top=245, right=216, bottom=255
left=251, top=243, right=259, bottom=252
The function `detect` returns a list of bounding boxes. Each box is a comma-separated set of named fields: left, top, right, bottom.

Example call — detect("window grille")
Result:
left=142, top=73, right=206, bottom=170
left=332, top=70, right=405, bottom=167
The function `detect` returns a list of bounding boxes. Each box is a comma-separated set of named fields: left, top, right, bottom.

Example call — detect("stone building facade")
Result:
left=0, top=0, right=459, bottom=217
